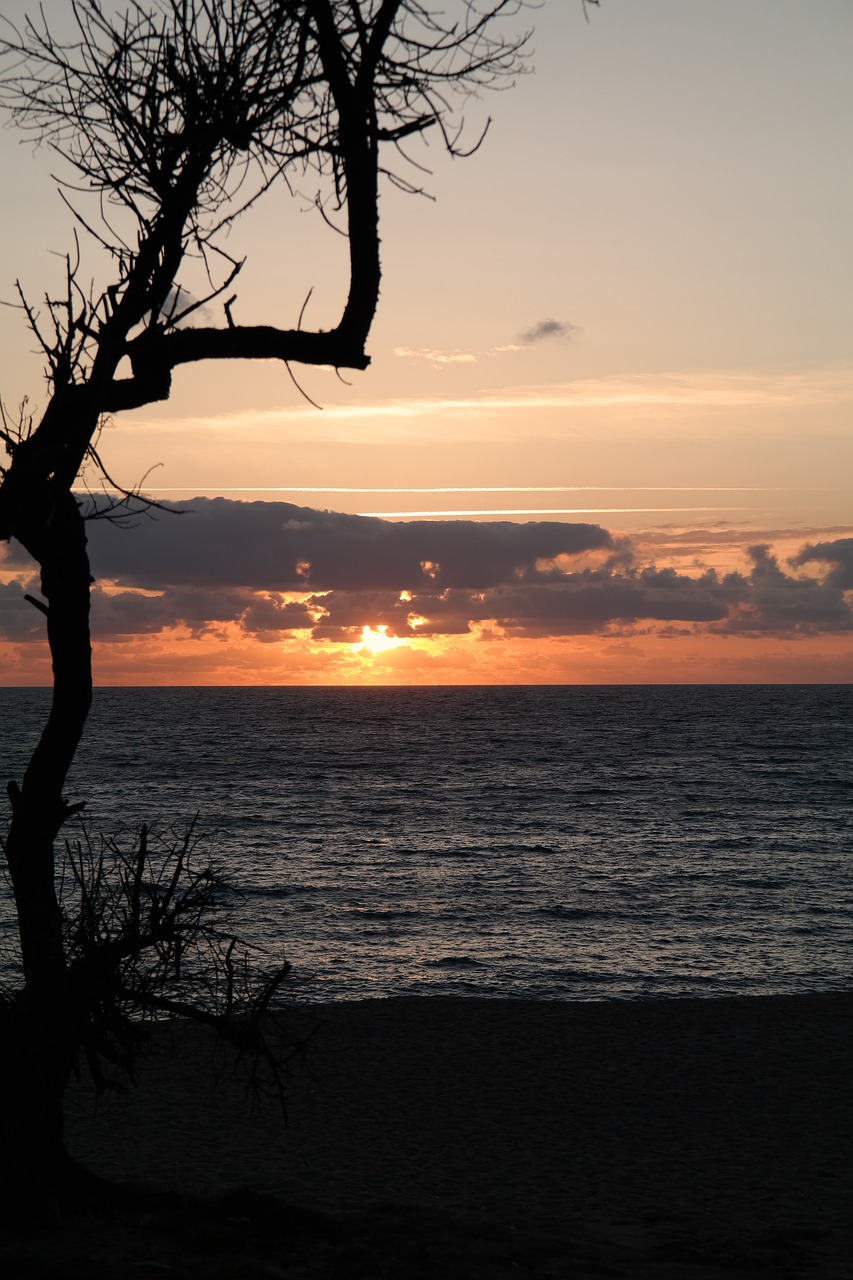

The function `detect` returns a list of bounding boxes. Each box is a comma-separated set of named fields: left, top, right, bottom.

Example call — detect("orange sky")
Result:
left=1, top=0, right=851, bottom=685
left=3, top=616, right=852, bottom=687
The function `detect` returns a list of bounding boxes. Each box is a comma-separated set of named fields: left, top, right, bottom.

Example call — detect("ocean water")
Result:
left=1, top=685, right=851, bottom=1002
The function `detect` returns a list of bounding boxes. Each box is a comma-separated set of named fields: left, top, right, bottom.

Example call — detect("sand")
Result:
left=4, top=992, right=853, bottom=1277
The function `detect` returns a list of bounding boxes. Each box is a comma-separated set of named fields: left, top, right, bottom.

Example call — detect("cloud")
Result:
left=710, top=544, right=853, bottom=635
left=310, top=567, right=734, bottom=642
left=3, top=500, right=852, bottom=646
left=85, top=585, right=316, bottom=641
left=518, top=319, right=579, bottom=344
left=0, top=580, right=44, bottom=641
left=82, top=499, right=613, bottom=593
left=149, top=283, right=214, bottom=327
left=308, top=545, right=852, bottom=641
left=109, top=367, right=853, bottom=452
left=393, top=346, right=477, bottom=365
left=791, top=536, right=853, bottom=590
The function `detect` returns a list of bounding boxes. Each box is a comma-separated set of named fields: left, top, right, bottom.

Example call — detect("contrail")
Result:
left=120, top=485, right=833, bottom=494
left=360, top=507, right=751, bottom=519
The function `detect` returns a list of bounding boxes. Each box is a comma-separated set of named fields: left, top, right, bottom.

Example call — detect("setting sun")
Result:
left=358, top=625, right=406, bottom=655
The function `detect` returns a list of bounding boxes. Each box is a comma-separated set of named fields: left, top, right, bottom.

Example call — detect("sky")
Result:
left=1, top=0, right=852, bottom=685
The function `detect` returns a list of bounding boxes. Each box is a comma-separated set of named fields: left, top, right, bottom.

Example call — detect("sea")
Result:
left=1, top=685, right=851, bottom=1003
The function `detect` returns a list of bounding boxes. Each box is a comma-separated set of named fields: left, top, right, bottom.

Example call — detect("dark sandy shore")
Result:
left=4, top=992, right=852, bottom=1277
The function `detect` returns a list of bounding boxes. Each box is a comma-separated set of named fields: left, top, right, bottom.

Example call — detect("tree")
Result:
left=0, top=0, right=527, bottom=1210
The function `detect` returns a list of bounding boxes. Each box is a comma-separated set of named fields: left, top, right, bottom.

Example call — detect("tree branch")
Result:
left=100, top=321, right=371, bottom=413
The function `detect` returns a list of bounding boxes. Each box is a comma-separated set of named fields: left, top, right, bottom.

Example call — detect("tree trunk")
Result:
left=1, top=487, right=93, bottom=1210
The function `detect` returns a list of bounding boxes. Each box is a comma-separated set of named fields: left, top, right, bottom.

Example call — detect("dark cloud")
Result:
left=86, top=584, right=315, bottom=640
left=83, top=498, right=612, bottom=593
left=791, top=537, right=853, bottom=590
left=3, top=500, right=852, bottom=645
left=518, top=318, right=579, bottom=343
left=308, top=566, right=733, bottom=641
left=0, top=578, right=316, bottom=643
left=88, top=585, right=243, bottom=639
left=305, top=550, right=853, bottom=642
left=0, top=580, right=44, bottom=641
left=709, top=544, right=853, bottom=634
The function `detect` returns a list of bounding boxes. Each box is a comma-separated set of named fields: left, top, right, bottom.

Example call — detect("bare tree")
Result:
left=0, top=0, right=527, bottom=1209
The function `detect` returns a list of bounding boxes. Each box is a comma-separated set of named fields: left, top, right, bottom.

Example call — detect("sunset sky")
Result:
left=1, top=0, right=851, bottom=685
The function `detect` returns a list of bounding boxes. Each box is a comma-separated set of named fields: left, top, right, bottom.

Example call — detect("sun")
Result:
left=358, top=625, right=406, bottom=654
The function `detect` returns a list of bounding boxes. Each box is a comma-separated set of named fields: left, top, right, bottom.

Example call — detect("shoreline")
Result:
left=0, top=992, right=846, bottom=1275
left=58, top=992, right=853, bottom=1269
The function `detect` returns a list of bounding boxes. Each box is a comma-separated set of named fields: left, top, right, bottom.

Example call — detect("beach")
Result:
left=6, top=992, right=853, bottom=1276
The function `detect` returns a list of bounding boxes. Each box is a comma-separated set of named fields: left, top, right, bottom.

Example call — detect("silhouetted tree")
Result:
left=0, top=0, right=527, bottom=1211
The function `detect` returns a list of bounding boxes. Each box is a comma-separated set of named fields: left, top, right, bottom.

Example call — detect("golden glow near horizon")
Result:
left=1, top=0, right=852, bottom=686
left=357, top=625, right=407, bottom=655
